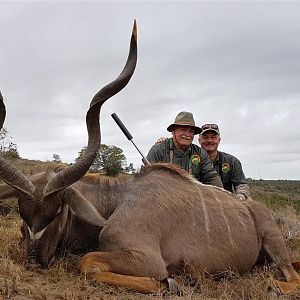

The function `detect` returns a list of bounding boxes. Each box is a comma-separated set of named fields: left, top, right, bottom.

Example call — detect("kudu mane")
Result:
left=81, top=173, right=131, bottom=186
left=51, top=163, right=131, bottom=186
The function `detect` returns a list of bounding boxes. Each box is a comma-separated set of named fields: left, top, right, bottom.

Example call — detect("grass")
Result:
left=249, top=179, right=300, bottom=212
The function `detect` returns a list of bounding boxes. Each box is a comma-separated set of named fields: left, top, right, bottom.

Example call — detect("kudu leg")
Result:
left=252, top=203, right=300, bottom=293
left=263, top=230, right=300, bottom=293
left=79, top=250, right=168, bottom=293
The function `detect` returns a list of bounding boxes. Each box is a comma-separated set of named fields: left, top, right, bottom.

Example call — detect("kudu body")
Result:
left=0, top=21, right=299, bottom=294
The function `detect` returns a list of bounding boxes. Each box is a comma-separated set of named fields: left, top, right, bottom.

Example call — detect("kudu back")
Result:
left=0, top=21, right=299, bottom=294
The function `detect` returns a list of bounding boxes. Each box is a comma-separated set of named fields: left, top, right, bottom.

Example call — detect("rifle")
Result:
left=111, top=113, right=150, bottom=165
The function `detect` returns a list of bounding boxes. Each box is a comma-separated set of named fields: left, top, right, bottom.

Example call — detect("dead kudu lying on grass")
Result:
left=0, top=21, right=299, bottom=294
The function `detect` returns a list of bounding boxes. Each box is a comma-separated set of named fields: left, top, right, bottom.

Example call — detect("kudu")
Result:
left=0, top=21, right=300, bottom=294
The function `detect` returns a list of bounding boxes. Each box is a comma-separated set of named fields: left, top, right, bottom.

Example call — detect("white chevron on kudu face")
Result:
left=24, top=221, right=47, bottom=241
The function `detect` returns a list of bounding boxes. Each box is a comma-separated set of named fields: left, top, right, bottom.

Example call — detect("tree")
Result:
left=124, top=163, right=136, bottom=174
left=53, top=154, right=62, bottom=163
left=0, top=127, right=10, bottom=152
left=0, top=127, right=20, bottom=159
left=75, top=144, right=127, bottom=176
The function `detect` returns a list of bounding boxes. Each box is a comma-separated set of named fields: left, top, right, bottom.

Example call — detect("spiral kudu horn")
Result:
left=44, top=20, right=138, bottom=197
left=0, top=92, right=35, bottom=197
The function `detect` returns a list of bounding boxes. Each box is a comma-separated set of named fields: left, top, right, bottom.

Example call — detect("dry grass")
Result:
left=1, top=199, right=300, bottom=300
left=273, top=207, right=300, bottom=242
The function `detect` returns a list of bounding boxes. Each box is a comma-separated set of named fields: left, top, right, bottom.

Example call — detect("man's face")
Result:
left=172, top=126, right=195, bottom=149
left=199, top=131, right=221, bottom=153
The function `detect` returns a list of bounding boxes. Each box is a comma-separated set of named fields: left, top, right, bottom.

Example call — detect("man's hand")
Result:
left=236, top=193, right=246, bottom=200
left=235, top=183, right=251, bottom=200
left=156, top=137, right=167, bottom=144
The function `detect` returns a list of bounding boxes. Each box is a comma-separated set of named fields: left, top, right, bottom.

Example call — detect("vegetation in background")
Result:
left=52, top=154, right=62, bottom=164
left=0, top=128, right=20, bottom=159
left=249, top=179, right=300, bottom=212
left=123, top=162, right=136, bottom=174
left=76, top=144, right=128, bottom=176
left=1, top=128, right=135, bottom=174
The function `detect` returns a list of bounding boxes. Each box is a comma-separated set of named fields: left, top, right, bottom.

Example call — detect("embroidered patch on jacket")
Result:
left=190, top=154, right=201, bottom=165
left=222, top=163, right=231, bottom=173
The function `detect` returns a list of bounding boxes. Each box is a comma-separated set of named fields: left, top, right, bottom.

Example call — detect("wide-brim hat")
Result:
left=167, top=111, right=202, bottom=135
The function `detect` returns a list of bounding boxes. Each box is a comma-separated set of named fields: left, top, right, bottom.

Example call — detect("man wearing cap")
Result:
left=146, top=112, right=223, bottom=188
left=199, top=124, right=250, bottom=200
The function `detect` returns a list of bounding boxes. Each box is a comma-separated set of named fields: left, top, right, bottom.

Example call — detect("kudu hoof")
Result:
left=160, top=278, right=182, bottom=296
left=272, top=279, right=300, bottom=294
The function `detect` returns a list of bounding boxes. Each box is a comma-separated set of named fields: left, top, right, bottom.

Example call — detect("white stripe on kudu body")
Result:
left=212, top=189, right=235, bottom=247
left=195, top=184, right=211, bottom=242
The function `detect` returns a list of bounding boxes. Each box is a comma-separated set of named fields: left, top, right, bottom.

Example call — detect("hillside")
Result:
left=3, top=158, right=300, bottom=209
left=3, top=158, right=62, bottom=176
left=249, top=179, right=300, bottom=212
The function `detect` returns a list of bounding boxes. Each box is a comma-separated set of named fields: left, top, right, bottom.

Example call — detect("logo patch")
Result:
left=190, top=155, right=201, bottom=166
left=222, top=163, right=231, bottom=173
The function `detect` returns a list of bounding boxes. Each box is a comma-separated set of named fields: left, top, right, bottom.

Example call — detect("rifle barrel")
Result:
left=111, top=113, right=150, bottom=165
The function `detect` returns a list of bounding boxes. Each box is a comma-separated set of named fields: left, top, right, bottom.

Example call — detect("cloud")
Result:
left=0, top=1, right=300, bottom=179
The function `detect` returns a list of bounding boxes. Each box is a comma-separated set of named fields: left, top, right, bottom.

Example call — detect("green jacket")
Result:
left=212, top=151, right=250, bottom=198
left=146, top=138, right=223, bottom=188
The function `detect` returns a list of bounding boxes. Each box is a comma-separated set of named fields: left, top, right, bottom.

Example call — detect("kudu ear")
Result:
left=63, top=188, right=107, bottom=227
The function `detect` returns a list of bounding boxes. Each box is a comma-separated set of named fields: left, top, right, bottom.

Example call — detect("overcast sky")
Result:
left=0, top=1, right=300, bottom=180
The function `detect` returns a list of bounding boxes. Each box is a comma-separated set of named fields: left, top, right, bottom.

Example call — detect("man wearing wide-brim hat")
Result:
left=146, top=111, right=223, bottom=188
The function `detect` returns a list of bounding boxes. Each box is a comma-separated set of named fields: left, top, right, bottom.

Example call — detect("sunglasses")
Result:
left=201, top=124, right=219, bottom=130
